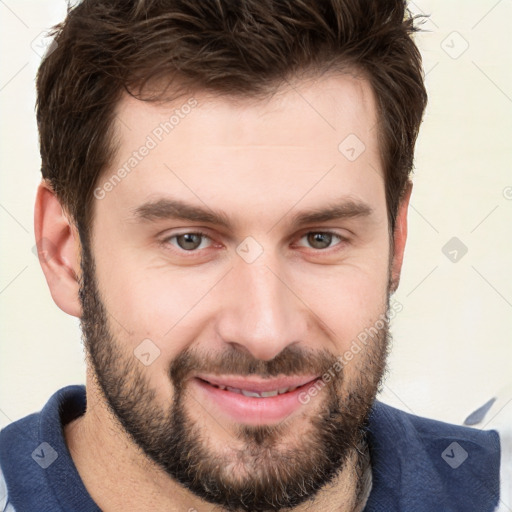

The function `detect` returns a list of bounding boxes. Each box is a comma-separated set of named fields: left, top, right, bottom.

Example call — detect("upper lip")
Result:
left=195, top=374, right=319, bottom=393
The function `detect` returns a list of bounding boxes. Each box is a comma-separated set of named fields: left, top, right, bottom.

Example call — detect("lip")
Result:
left=196, top=374, right=318, bottom=393
left=192, top=375, right=320, bottom=425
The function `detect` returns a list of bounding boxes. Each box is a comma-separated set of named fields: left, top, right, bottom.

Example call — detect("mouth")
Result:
left=192, top=374, right=321, bottom=425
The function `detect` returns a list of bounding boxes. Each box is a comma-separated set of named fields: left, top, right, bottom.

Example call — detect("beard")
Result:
left=78, top=240, right=391, bottom=512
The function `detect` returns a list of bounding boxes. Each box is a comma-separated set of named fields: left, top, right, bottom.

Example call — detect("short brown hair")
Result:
left=36, top=0, right=427, bottom=241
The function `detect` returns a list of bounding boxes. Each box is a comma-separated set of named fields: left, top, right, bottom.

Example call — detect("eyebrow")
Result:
left=131, top=199, right=231, bottom=228
left=288, top=200, right=373, bottom=226
left=130, top=197, right=373, bottom=230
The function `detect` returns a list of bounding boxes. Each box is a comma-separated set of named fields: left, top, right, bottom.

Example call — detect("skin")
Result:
left=35, top=72, right=411, bottom=511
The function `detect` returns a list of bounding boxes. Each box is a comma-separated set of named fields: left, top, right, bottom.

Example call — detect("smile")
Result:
left=193, top=375, right=320, bottom=425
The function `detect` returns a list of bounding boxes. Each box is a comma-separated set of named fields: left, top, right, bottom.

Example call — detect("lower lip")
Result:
left=192, top=377, right=320, bottom=425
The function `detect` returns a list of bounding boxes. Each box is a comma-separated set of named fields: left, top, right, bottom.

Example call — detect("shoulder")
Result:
left=0, top=385, right=92, bottom=512
left=370, top=399, right=501, bottom=447
left=0, top=410, right=48, bottom=509
left=364, top=400, right=501, bottom=512
left=461, top=388, right=512, bottom=512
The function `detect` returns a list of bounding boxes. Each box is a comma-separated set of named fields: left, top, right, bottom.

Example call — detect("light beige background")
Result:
left=1, top=0, right=511, bottom=429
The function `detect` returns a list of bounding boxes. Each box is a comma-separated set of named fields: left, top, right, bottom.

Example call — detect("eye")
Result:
left=166, top=232, right=212, bottom=251
left=297, top=231, right=344, bottom=250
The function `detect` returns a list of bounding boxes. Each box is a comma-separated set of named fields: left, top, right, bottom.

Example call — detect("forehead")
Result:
left=115, top=72, right=378, bottom=149
left=95, top=73, right=384, bottom=230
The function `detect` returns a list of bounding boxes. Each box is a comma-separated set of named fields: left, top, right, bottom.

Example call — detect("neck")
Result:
left=64, top=373, right=370, bottom=512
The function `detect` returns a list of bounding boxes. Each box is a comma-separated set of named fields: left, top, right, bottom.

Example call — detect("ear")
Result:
left=34, top=181, right=82, bottom=317
left=389, top=181, right=412, bottom=293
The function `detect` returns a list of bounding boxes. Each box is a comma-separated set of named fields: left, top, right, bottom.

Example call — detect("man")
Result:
left=0, top=0, right=506, bottom=511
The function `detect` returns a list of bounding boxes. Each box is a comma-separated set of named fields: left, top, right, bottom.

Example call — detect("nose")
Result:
left=215, top=251, right=309, bottom=361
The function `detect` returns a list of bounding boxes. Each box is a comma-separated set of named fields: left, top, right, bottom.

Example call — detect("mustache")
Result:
left=169, top=344, right=341, bottom=393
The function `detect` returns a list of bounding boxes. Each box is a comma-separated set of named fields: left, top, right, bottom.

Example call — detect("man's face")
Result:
left=80, top=74, right=393, bottom=511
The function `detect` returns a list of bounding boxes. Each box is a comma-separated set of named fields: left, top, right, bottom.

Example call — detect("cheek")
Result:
left=92, top=242, right=222, bottom=355
left=290, top=244, right=390, bottom=352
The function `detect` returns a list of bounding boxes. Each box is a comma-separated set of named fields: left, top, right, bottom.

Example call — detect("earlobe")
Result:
left=34, top=181, right=82, bottom=317
left=389, top=181, right=412, bottom=293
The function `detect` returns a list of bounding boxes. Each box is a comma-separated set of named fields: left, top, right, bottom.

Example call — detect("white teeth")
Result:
left=209, top=382, right=302, bottom=397
left=241, top=389, right=262, bottom=398
left=260, top=390, right=279, bottom=397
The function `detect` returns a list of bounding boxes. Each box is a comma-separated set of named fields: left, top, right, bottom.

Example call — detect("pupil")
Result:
left=178, top=233, right=201, bottom=250
left=308, top=232, right=332, bottom=249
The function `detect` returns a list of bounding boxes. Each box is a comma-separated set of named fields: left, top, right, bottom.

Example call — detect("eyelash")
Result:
left=160, top=230, right=347, bottom=255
